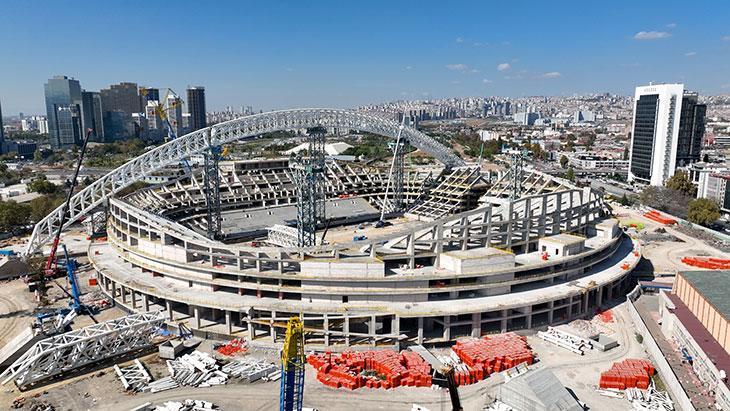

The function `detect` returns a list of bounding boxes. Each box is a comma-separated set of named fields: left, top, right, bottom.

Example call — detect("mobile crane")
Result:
left=280, top=316, right=306, bottom=411
left=31, top=128, right=93, bottom=302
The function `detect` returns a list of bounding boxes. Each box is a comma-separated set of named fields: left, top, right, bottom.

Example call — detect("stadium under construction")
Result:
left=28, top=108, right=640, bottom=349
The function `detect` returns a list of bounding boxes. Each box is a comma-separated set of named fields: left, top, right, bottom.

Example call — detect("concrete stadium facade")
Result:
left=88, top=157, right=640, bottom=348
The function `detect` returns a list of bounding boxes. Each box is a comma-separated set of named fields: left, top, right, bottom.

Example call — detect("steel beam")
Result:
left=25, top=108, right=462, bottom=258
left=0, top=311, right=164, bottom=388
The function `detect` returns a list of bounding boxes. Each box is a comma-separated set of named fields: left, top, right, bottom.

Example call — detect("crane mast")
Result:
left=280, top=316, right=305, bottom=411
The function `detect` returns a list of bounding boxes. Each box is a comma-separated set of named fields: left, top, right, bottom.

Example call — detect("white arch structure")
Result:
left=24, top=108, right=463, bottom=258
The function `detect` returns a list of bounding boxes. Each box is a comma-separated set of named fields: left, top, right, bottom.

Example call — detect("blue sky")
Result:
left=1, top=0, right=729, bottom=114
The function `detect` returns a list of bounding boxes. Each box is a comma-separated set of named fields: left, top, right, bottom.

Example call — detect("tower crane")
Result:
left=378, top=115, right=407, bottom=225
left=140, top=87, right=191, bottom=173
left=280, top=316, right=306, bottom=411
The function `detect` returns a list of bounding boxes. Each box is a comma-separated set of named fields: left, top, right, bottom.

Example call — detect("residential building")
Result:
left=81, top=91, right=105, bottom=142
left=568, top=153, right=629, bottom=170
left=139, top=87, right=160, bottom=109
left=186, top=86, right=207, bottom=132
left=44, top=75, right=83, bottom=149
left=513, top=112, right=539, bottom=126
left=628, top=83, right=707, bottom=186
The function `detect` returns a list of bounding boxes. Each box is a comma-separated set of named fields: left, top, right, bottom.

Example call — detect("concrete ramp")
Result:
left=0, top=327, right=36, bottom=372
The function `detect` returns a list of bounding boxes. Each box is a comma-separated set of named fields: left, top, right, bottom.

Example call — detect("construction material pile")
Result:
left=307, top=349, right=432, bottom=390
left=165, top=351, right=228, bottom=388
left=450, top=333, right=534, bottom=385
left=220, top=357, right=279, bottom=382
left=599, top=359, right=655, bottom=390
left=627, top=386, right=673, bottom=410
left=681, top=256, right=730, bottom=270
left=537, top=326, right=592, bottom=355
left=114, top=359, right=152, bottom=391
left=150, top=399, right=217, bottom=411
left=643, top=210, right=676, bottom=225
left=214, top=338, right=247, bottom=356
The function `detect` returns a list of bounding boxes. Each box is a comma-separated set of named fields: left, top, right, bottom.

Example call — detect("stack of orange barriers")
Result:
left=307, top=349, right=432, bottom=390
left=451, top=333, right=535, bottom=386
left=681, top=256, right=730, bottom=270
left=599, top=359, right=654, bottom=390
left=643, top=210, right=677, bottom=225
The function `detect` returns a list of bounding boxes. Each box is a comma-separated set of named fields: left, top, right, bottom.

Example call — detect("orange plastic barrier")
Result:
left=642, top=210, right=676, bottom=225
left=307, top=349, right=432, bottom=390
left=451, top=333, right=535, bottom=385
left=682, top=256, right=730, bottom=270
left=599, top=359, right=654, bottom=390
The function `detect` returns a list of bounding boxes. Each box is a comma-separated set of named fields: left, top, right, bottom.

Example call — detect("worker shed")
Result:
left=538, top=234, right=585, bottom=258
left=498, top=367, right=583, bottom=411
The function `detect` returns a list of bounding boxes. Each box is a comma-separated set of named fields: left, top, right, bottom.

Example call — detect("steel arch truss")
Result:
left=24, top=108, right=462, bottom=257
left=0, top=311, right=164, bottom=388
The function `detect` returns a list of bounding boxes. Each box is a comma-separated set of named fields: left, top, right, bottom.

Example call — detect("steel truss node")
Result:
left=25, top=108, right=462, bottom=258
left=0, top=311, right=164, bottom=388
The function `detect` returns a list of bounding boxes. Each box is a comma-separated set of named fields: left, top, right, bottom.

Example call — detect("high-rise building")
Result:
left=0, top=97, right=5, bottom=153
left=81, top=91, right=105, bottom=142
left=628, top=83, right=707, bottom=186
left=186, top=86, right=206, bottom=132
left=44, top=75, right=83, bottom=149
left=100, top=82, right=141, bottom=115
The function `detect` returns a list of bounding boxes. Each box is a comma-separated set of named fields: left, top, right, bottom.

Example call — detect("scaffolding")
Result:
left=203, top=130, right=222, bottom=240
left=291, top=126, right=326, bottom=247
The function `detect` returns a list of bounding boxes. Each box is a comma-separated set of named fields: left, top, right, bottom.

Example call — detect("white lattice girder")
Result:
left=0, top=311, right=164, bottom=387
left=24, top=108, right=462, bottom=258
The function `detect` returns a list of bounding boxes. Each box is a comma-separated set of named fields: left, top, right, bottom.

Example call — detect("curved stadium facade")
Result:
left=89, top=154, right=639, bottom=348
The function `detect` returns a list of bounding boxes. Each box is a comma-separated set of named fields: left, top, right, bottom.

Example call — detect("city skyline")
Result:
left=2, top=1, right=730, bottom=114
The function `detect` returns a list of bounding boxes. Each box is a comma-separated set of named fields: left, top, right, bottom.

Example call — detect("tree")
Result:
left=33, top=149, right=43, bottom=163
left=0, top=201, right=31, bottom=232
left=619, top=193, right=631, bottom=206
left=566, top=166, right=575, bottom=182
left=27, top=176, right=58, bottom=195
left=29, top=195, right=64, bottom=222
left=623, top=147, right=629, bottom=161
left=560, top=155, right=569, bottom=169
left=687, top=198, right=720, bottom=226
left=703, top=154, right=710, bottom=162
left=665, top=171, right=695, bottom=197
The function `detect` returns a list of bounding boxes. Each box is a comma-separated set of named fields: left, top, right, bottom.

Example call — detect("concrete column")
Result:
left=582, top=291, right=589, bottom=315
left=166, top=300, right=173, bottom=321
left=393, top=315, right=401, bottom=351
left=194, top=306, right=201, bottom=329
left=547, top=301, right=554, bottom=324
left=119, top=286, right=126, bottom=304
left=143, top=294, right=150, bottom=312
left=270, top=311, right=277, bottom=341
left=370, top=315, right=377, bottom=346
left=597, top=286, right=604, bottom=308
left=417, top=317, right=424, bottom=345
left=344, top=316, right=350, bottom=346
left=247, top=313, right=255, bottom=340
left=323, top=314, right=330, bottom=347
left=471, top=313, right=480, bottom=337
left=567, top=299, right=573, bottom=319
left=110, top=281, right=117, bottom=304
left=130, top=290, right=137, bottom=309
left=443, top=316, right=451, bottom=340
left=500, top=309, right=508, bottom=333
left=225, top=311, right=232, bottom=335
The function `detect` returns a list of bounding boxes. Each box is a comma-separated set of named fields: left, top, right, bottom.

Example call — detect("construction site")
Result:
left=0, top=108, right=695, bottom=411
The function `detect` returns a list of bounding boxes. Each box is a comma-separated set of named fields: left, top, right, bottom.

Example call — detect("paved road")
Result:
left=635, top=294, right=716, bottom=410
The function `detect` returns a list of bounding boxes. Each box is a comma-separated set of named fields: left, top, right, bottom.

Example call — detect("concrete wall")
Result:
left=626, top=287, right=696, bottom=411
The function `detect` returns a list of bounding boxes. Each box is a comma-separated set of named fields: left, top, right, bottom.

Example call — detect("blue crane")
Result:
left=280, top=316, right=305, bottom=411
